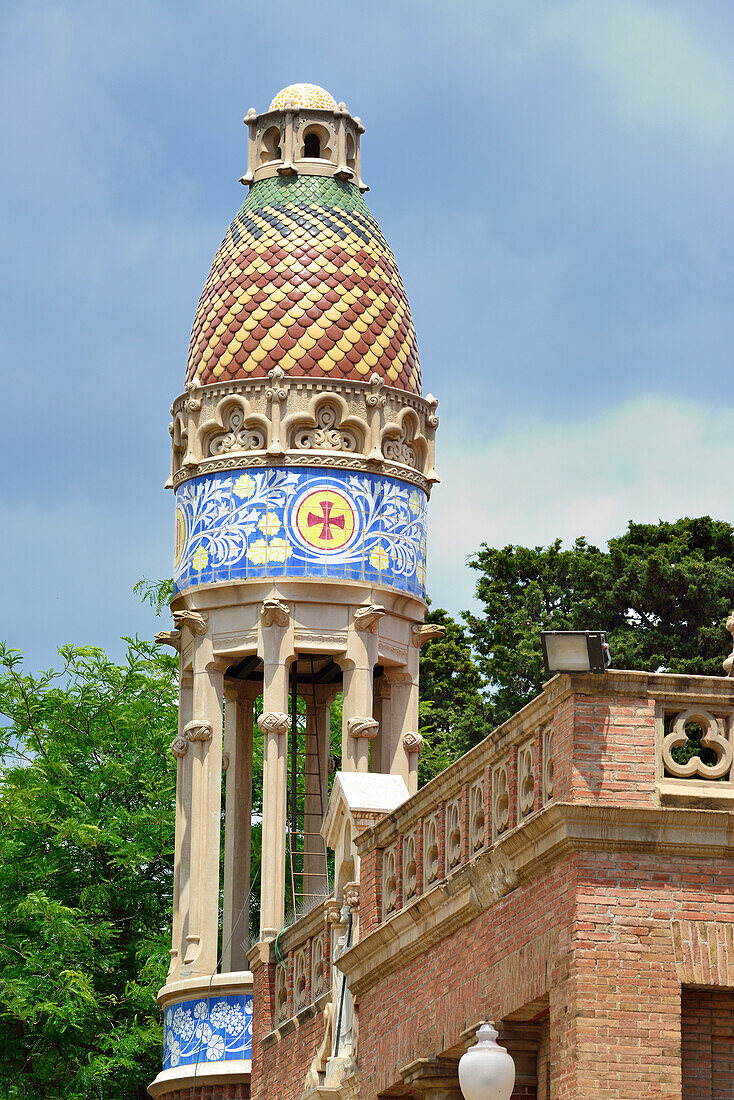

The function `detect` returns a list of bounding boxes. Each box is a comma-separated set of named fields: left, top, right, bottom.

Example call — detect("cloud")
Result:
left=541, top=1, right=734, bottom=144
left=428, top=393, right=734, bottom=614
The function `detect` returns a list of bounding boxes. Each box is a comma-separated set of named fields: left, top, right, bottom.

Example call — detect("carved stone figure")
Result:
left=353, top=605, right=386, bottom=633
left=724, top=613, right=734, bottom=676
left=411, top=624, right=446, bottom=648
left=402, top=730, right=424, bottom=754
left=172, top=610, right=209, bottom=635
left=260, top=598, right=291, bottom=628
left=170, top=736, right=189, bottom=758
left=154, top=629, right=181, bottom=650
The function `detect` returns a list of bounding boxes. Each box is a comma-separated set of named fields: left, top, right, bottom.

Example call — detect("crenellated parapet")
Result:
left=168, top=370, right=439, bottom=494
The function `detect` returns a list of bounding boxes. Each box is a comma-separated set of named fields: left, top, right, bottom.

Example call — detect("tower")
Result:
left=150, top=84, right=440, bottom=1098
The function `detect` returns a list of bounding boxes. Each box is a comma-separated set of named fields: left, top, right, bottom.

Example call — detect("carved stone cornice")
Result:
left=168, top=375, right=440, bottom=493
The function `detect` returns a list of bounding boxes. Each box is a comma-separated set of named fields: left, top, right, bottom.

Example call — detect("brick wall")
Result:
left=356, top=860, right=574, bottom=1100
left=567, top=695, right=657, bottom=805
left=252, top=1008, right=326, bottom=1100
left=681, top=987, right=734, bottom=1100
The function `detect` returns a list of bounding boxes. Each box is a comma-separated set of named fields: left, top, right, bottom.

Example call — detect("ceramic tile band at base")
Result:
left=173, top=466, right=427, bottom=598
left=148, top=1058, right=252, bottom=1098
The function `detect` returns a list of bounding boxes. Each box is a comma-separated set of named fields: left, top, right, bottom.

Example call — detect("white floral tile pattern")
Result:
left=173, top=467, right=427, bottom=599
left=162, top=994, right=252, bottom=1070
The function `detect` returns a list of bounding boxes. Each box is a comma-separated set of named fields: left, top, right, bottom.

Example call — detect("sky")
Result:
left=2, top=0, right=733, bottom=671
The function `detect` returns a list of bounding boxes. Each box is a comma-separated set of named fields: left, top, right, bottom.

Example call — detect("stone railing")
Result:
left=168, top=370, right=439, bottom=494
left=269, top=898, right=334, bottom=1031
left=359, top=697, right=556, bottom=928
left=355, top=671, right=734, bottom=930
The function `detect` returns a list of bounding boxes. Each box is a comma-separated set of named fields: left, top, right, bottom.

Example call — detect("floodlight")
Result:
left=540, top=630, right=611, bottom=675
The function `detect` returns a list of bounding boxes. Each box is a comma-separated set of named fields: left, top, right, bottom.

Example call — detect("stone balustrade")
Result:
left=268, top=898, right=333, bottom=1032
left=352, top=670, right=734, bottom=930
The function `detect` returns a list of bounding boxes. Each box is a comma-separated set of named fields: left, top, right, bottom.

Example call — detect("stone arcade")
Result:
left=149, top=84, right=734, bottom=1100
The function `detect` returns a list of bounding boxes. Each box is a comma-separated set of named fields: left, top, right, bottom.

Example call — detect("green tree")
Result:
left=464, top=517, right=734, bottom=727
left=417, top=607, right=485, bottom=784
left=0, top=639, right=178, bottom=1100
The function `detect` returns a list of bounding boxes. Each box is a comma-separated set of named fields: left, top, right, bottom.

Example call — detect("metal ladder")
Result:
left=286, top=658, right=330, bottom=918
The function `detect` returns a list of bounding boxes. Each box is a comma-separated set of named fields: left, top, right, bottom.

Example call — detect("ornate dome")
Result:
left=186, top=175, right=421, bottom=393
left=268, top=83, right=337, bottom=111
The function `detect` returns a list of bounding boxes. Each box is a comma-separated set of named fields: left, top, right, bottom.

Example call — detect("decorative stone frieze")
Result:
left=492, top=761, right=510, bottom=841
left=169, top=376, right=440, bottom=494
left=469, top=780, right=485, bottom=854
left=257, top=712, right=290, bottom=737
left=423, top=814, right=440, bottom=886
left=542, top=727, right=554, bottom=804
left=382, top=845, right=398, bottom=918
left=274, top=965, right=288, bottom=1025
left=662, top=708, right=734, bottom=780
left=403, top=831, right=418, bottom=901
left=445, top=798, right=462, bottom=871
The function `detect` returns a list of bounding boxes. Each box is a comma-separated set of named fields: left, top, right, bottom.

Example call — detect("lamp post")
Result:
left=458, top=1021, right=515, bottom=1100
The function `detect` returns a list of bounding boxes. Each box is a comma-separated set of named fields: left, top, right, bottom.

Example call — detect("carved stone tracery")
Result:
left=169, top=376, right=440, bottom=492
left=291, top=401, right=361, bottom=452
left=204, top=400, right=266, bottom=456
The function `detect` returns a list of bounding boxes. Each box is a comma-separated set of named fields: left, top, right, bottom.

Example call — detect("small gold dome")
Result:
left=269, top=83, right=337, bottom=111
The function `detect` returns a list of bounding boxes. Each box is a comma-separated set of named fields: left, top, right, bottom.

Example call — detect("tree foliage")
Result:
left=0, top=640, right=178, bottom=1099
left=463, top=517, right=734, bottom=727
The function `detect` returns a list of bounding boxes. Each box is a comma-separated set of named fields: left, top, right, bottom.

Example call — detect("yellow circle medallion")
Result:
left=174, top=507, right=187, bottom=567
left=295, top=488, right=356, bottom=552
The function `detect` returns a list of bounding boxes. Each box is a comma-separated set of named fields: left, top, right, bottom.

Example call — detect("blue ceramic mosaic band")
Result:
left=162, top=994, right=253, bottom=1070
left=173, top=467, right=427, bottom=599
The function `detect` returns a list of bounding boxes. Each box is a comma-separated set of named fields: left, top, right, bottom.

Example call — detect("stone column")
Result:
left=221, top=681, right=255, bottom=973
left=258, top=600, right=293, bottom=940
left=182, top=632, right=224, bottom=979
left=167, top=666, right=193, bottom=984
left=342, top=611, right=380, bottom=772
left=382, top=660, right=419, bottom=787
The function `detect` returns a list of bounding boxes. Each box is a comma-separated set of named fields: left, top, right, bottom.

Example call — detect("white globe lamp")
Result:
left=458, top=1021, right=515, bottom=1100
